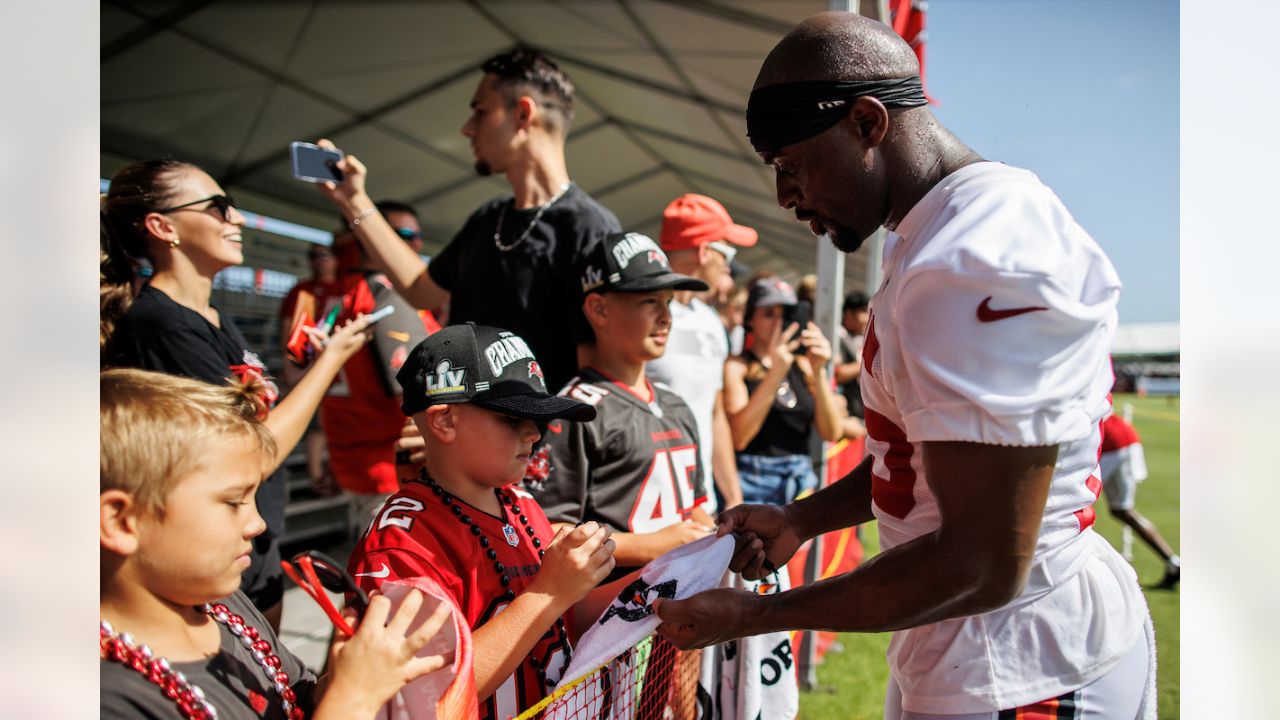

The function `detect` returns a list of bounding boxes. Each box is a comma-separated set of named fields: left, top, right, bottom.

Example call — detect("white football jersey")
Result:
left=860, top=162, right=1148, bottom=713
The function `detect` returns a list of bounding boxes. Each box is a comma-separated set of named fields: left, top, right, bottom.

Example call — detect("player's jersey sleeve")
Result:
left=890, top=193, right=1121, bottom=445
left=530, top=418, right=595, bottom=524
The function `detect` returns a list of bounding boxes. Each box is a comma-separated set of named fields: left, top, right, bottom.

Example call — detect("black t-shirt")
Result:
left=428, top=184, right=621, bottom=392
left=101, top=591, right=316, bottom=719
left=740, top=353, right=816, bottom=458
left=524, top=367, right=707, bottom=576
left=102, top=285, right=287, bottom=536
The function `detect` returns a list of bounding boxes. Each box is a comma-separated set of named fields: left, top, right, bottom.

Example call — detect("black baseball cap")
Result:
left=579, top=232, right=710, bottom=295
left=747, top=276, right=798, bottom=308
left=397, top=324, right=596, bottom=421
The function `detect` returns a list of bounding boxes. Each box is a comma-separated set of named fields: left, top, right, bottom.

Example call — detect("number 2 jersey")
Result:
left=860, top=162, right=1149, bottom=713
left=347, top=480, right=570, bottom=720
left=524, top=367, right=709, bottom=552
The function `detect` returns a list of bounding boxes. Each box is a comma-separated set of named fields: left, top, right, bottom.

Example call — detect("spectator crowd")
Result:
left=100, top=18, right=1173, bottom=720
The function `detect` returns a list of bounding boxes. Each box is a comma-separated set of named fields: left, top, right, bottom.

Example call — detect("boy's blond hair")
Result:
left=101, top=368, right=276, bottom=513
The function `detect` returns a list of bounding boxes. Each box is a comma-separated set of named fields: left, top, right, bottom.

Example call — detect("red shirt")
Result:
left=349, top=480, right=571, bottom=720
left=1100, top=413, right=1141, bottom=453
left=281, top=272, right=438, bottom=494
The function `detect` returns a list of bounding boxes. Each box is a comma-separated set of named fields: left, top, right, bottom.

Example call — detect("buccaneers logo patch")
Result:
left=598, top=577, right=678, bottom=624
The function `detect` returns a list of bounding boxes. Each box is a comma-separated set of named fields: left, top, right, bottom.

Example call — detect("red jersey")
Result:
left=349, top=479, right=571, bottom=720
left=1100, top=413, right=1141, bottom=453
left=281, top=271, right=438, bottom=494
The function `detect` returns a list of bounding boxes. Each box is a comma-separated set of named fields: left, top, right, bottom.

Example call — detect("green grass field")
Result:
left=799, top=393, right=1180, bottom=718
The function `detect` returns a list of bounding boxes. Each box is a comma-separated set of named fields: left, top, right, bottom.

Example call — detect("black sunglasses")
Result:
left=394, top=227, right=424, bottom=242
left=157, top=194, right=238, bottom=222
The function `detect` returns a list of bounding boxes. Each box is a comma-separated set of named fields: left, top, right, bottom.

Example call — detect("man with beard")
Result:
left=326, top=47, right=620, bottom=392
left=655, top=12, right=1153, bottom=719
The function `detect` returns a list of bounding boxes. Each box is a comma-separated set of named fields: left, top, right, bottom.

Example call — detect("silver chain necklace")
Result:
left=493, top=182, right=572, bottom=252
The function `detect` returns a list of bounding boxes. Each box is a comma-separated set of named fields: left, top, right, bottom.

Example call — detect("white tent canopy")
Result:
left=101, top=0, right=876, bottom=288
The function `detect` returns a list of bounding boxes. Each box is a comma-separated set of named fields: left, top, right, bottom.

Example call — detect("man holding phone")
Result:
left=315, top=47, right=620, bottom=394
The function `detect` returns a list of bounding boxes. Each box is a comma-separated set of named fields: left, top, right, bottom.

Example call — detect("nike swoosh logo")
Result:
left=548, top=422, right=564, bottom=434
left=354, top=563, right=390, bottom=579
left=387, top=330, right=410, bottom=342
left=976, top=296, right=1048, bottom=322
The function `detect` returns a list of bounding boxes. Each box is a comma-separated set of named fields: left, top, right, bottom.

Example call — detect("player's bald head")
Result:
left=755, top=12, right=920, bottom=89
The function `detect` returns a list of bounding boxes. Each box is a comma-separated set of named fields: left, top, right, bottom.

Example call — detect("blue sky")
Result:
left=924, top=0, right=1178, bottom=323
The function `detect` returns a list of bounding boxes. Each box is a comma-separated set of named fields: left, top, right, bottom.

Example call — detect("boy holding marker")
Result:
left=347, top=324, right=616, bottom=720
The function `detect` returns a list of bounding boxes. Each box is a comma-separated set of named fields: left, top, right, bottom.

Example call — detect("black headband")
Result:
left=746, top=77, right=928, bottom=153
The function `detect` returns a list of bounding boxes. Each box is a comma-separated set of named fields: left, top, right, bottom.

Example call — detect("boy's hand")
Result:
left=323, top=590, right=452, bottom=714
left=653, top=520, right=714, bottom=555
left=530, top=521, right=616, bottom=606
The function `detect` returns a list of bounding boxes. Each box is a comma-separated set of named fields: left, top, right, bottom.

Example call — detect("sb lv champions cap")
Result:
left=397, top=324, right=597, bottom=422
left=579, top=232, right=710, bottom=295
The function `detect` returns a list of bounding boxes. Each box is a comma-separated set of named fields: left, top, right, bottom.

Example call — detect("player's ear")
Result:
left=847, top=96, right=889, bottom=149
left=100, top=489, right=141, bottom=556
left=422, top=405, right=456, bottom=443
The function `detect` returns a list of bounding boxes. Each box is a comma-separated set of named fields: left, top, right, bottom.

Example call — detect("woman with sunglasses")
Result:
left=101, top=159, right=375, bottom=628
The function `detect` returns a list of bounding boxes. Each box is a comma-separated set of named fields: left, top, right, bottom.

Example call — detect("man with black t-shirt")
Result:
left=328, top=48, right=619, bottom=393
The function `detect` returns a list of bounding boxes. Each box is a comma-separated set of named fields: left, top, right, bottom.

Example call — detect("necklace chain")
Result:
left=419, top=470, right=571, bottom=684
left=493, top=182, right=572, bottom=252
left=100, top=605, right=303, bottom=720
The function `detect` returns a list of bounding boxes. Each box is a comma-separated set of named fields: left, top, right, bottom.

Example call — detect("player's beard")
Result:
left=828, top=223, right=866, bottom=254
left=474, top=159, right=492, bottom=177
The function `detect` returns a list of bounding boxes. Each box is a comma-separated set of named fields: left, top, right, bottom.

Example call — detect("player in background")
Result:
left=347, top=324, right=615, bottom=720
left=101, top=368, right=451, bottom=719
left=525, top=232, right=717, bottom=625
left=1100, top=405, right=1180, bottom=589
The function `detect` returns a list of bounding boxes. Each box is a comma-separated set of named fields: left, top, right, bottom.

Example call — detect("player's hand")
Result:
left=767, top=322, right=803, bottom=369
left=716, top=503, right=803, bottom=580
left=653, top=519, right=714, bottom=556
left=323, top=590, right=452, bottom=713
left=653, top=588, right=761, bottom=650
left=530, top=521, right=616, bottom=607
left=315, top=138, right=370, bottom=212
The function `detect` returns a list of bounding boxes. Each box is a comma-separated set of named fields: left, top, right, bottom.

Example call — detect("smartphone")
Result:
left=785, top=301, right=812, bottom=329
left=290, top=141, right=344, bottom=183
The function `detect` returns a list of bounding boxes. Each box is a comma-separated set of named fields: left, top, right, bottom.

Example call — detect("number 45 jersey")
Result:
left=525, top=366, right=709, bottom=540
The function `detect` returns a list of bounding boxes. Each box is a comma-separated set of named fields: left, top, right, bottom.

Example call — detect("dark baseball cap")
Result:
left=579, top=232, right=710, bottom=295
left=747, top=276, right=798, bottom=308
left=397, top=324, right=596, bottom=421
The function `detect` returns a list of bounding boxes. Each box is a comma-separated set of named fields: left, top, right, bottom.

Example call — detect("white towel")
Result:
left=545, top=534, right=735, bottom=720
left=696, top=567, right=799, bottom=720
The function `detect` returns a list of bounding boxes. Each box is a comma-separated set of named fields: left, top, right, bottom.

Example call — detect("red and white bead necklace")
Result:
left=100, top=603, right=304, bottom=720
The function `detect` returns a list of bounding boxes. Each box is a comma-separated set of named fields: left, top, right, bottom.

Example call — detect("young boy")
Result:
left=101, top=368, right=450, bottom=720
left=525, top=232, right=717, bottom=598
left=347, top=324, right=616, bottom=720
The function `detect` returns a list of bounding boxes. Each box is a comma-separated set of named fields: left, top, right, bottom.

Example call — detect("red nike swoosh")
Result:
left=976, top=296, right=1048, bottom=322
left=548, top=422, right=563, bottom=434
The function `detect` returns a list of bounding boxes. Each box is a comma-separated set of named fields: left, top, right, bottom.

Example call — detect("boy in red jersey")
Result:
left=348, top=324, right=616, bottom=720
